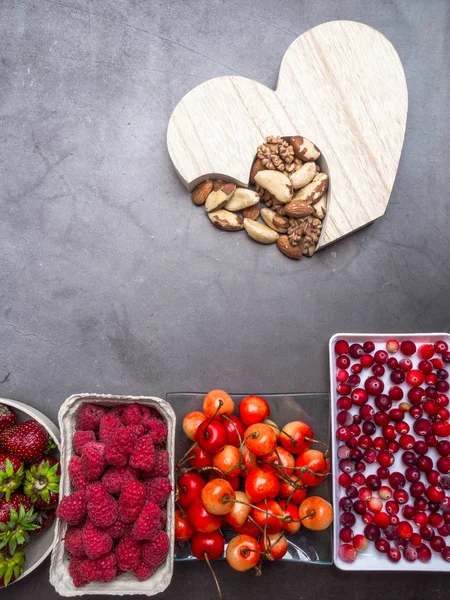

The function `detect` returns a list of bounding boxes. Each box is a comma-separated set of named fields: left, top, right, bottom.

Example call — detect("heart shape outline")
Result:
left=167, top=20, right=407, bottom=248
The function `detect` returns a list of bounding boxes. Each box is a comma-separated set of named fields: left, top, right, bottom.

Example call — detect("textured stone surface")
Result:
left=1, top=0, right=449, bottom=597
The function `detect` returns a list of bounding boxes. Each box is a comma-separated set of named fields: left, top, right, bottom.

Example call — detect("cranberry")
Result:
left=362, top=340, right=375, bottom=353
left=405, top=467, right=421, bottom=483
left=396, top=421, right=410, bottom=434
left=394, top=489, right=409, bottom=504
left=349, top=343, right=364, bottom=359
left=413, top=440, right=428, bottom=455
left=426, top=382, right=438, bottom=393
left=377, top=467, right=390, bottom=480
left=372, top=364, right=385, bottom=377
left=338, top=473, right=352, bottom=488
left=384, top=524, right=398, bottom=540
left=437, top=368, right=449, bottom=380
left=402, top=505, right=416, bottom=520
left=361, top=354, right=374, bottom=368
left=362, top=421, right=376, bottom=435
left=353, top=472, right=366, bottom=486
left=338, top=445, right=351, bottom=459
left=437, top=394, right=449, bottom=407
left=340, top=512, right=356, bottom=528
left=339, top=497, right=354, bottom=512
left=386, top=500, right=399, bottom=515
left=375, top=350, right=388, bottom=364
left=423, top=399, right=440, bottom=415
left=364, top=524, right=380, bottom=541
left=351, top=388, right=368, bottom=406
left=335, top=340, right=350, bottom=355
left=366, top=474, right=381, bottom=491
left=443, top=352, right=450, bottom=363
left=429, top=513, right=444, bottom=528
left=399, top=434, right=415, bottom=450
left=337, top=397, right=352, bottom=410
left=420, top=525, right=434, bottom=540
left=438, top=524, right=450, bottom=537
left=413, top=418, right=433, bottom=437
left=417, top=455, right=433, bottom=473
left=404, top=546, right=418, bottom=562
left=437, top=456, right=450, bottom=474
left=389, top=386, right=404, bottom=401
left=408, top=387, right=425, bottom=406
left=440, top=475, right=450, bottom=490
left=418, top=360, right=433, bottom=374
left=427, top=470, right=441, bottom=485
left=339, top=458, right=354, bottom=473
left=355, top=461, right=366, bottom=472
left=389, top=472, right=406, bottom=490
left=433, top=421, right=450, bottom=438
left=435, top=341, right=449, bottom=354
left=378, top=486, right=392, bottom=500
left=373, top=437, right=387, bottom=451
left=349, top=424, right=361, bottom=436
left=382, top=425, right=397, bottom=441
left=362, top=512, right=373, bottom=525
left=430, top=536, right=445, bottom=552
left=441, top=547, right=450, bottom=562
left=437, top=380, right=450, bottom=393
left=337, top=355, right=351, bottom=369
left=337, top=369, right=349, bottom=383
left=417, top=544, right=432, bottom=562
left=401, top=340, right=416, bottom=356
left=410, top=482, right=426, bottom=498
left=388, top=441, right=400, bottom=454
left=375, top=394, right=392, bottom=411
left=349, top=448, right=363, bottom=462
left=425, top=433, right=438, bottom=447
left=352, top=363, right=363, bottom=374
left=386, top=340, right=399, bottom=353
left=365, top=376, right=384, bottom=396
left=363, top=449, right=378, bottom=464
left=347, top=436, right=359, bottom=449
left=406, top=370, right=425, bottom=387
left=347, top=374, right=361, bottom=387
left=390, top=369, right=405, bottom=385
left=377, top=450, right=394, bottom=468
left=414, top=498, right=429, bottom=512
left=346, top=485, right=358, bottom=499
left=427, top=485, right=445, bottom=503
left=339, top=527, right=353, bottom=543
left=359, top=405, right=374, bottom=421
left=438, top=440, right=450, bottom=456
left=387, top=357, right=399, bottom=370
left=337, top=383, right=351, bottom=396
left=359, top=488, right=372, bottom=502
left=387, top=547, right=401, bottom=562
left=438, top=408, right=450, bottom=420
left=354, top=500, right=366, bottom=515
left=374, top=412, right=390, bottom=427
left=336, top=426, right=352, bottom=442
left=402, top=451, right=417, bottom=467
left=389, top=408, right=404, bottom=422
left=410, top=406, right=423, bottom=419
left=418, top=343, right=434, bottom=360
left=374, top=539, right=390, bottom=553
left=353, top=414, right=362, bottom=424
left=337, top=411, right=353, bottom=427
left=432, top=358, right=445, bottom=370
left=415, top=512, right=428, bottom=527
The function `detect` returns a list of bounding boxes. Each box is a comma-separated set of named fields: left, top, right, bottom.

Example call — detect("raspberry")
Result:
left=133, top=561, right=156, bottom=581
left=109, top=406, right=125, bottom=419
left=73, top=430, right=96, bottom=454
left=118, top=480, right=146, bottom=523
left=115, top=533, right=142, bottom=571
left=68, top=557, right=87, bottom=587
left=127, top=424, right=145, bottom=438
left=129, top=435, right=155, bottom=472
left=132, top=501, right=161, bottom=541
left=80, top=552, right=117, bottom=583
left=64, top=526, right=85, bottom=557
left=114, top=427, right=135, bottom=454
left=145, top=449, right=169, bottom=478
left=68, top=456, right=89, bottom=489
left=87, top=493, right=118, bottom=528
left=56, top=490, right=87, bottom=525
left=143, top=418, right=168, bottom=445
left=121, top=403, right=143, bottom=426
left=82, top=521, right=113, bottom=560
left=102, top=466, right=139, bottom=495
left=105, top=444, right=128, bottom=468
left=142, top=531, right=169, bottom=567
left=99, top=415, right=122, bottom=444
left=71, top=570, right=87, bottom=588
left=76, top=404, right=106, bottom=431
left=81, top=442, right=106, bottom=480
left=103, top=518, right=126, bottom=539
left=159, top=508, right=167, bottom=528
left=144, top=477, right=172, bottom=507
left=85, top=482, right=108, bottom=503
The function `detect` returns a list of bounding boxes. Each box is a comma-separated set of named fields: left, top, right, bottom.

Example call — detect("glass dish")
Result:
left=167, top=392, right=332, bottom=565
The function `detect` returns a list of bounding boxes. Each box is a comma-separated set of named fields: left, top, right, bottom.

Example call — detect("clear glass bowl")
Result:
left=167, top=392, right=332, bottom=565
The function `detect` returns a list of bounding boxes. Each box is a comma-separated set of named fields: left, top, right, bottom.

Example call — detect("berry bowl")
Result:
left=330, top=333, right=450, bottom=572
left=49, top=393, right=175, bottom=597
left=0, top=396, right=61, bottom=586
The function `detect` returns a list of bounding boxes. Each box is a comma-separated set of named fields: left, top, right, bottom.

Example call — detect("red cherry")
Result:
left=175, top=509, right=195, bottom=542
left=239, top=396, right=270, bottom=427
left=196, top=419, right=227, bottom=453
left=418, top=344, right=434, bottom=360
left=244, top=468, right=279, bottom=503
left=190, top=530, right=224, bottom=560
left=187, top=499, right=222, bottom=533
left=178, top=472, right=207, bottom=508
left=251, top=499, right=284, bottom=534
left=335, top=340, right=350, bottom=355
left=223, top=415, right=246, bottom=447
left=189, top=446, right=213, bottom=470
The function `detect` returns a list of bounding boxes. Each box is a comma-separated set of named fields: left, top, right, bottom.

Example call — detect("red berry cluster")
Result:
left=57, top=402, right=171, bottom=587
left=335, top=339, right=450, bottom=564
left=176, top=391, right=332, bottom=579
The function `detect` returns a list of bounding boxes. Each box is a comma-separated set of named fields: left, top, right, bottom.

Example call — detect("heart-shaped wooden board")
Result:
left=167, top=21, right=407, bottom=249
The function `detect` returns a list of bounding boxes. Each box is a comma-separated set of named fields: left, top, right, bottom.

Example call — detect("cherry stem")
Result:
left=248, top=515, right=265, bottom=534
left=222, top=414, right=243, bottom=445
left=203, top=553, right=223, bottom=600
left=177, top=442, right=197, bottom=469
left=204, top=399, right=224, bottom=433
left=279, top=428, right=297, bottom=446
left=223, top=498, right=286, bottom=521
left=289, top=510, right=315, bottom=523
left=305, top=436, right=329, bottom=457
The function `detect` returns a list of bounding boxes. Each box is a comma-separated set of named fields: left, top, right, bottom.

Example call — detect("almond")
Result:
left=225, top=188, right=259, bottom=212
left=284, top=199, right=314, bottom=218
left=191, top=180, right=213, bottom=205
left=208, top=209, right=244, bottom=231
left=205, top=183, right=236, bottom=213
left=254, top=170, right=292, bottom=204
left=243, top=218, right=279, bottom=244
left=294, top=173, right=329, bottom=204
left=249, top=158, right=265, bottom=185
left=290, top=162, right=318, bottom=190
left=276, top=236, right=302, bottom=260
left=242, top=203, right=260, bottom=220
left=261, top=208, right=289, bottom=233
left=289, top=136, right=321, bottom=161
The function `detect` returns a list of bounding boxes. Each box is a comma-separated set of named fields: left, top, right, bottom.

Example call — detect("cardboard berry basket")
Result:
left=49, top=393, right=175, bottom=596
left=329, top=333, right=450, bottom=572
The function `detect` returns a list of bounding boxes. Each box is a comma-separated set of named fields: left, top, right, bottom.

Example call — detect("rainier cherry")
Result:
left=226, top=534, right=260, bottom=571
left=201, top=479, right=236, bottom=515
left=239, top=395, right=270, bottom=426
left=203, top=390, right=235, bottom=419
left=251, top=499, right=284, bottom=534
left=224, top=491, right=251, bottom=528
left=279, top=421, right=313, bottom=455
left=295, top=449, right=330, bottom=487
left=261, top=446, right=295, bottom=478
left=260, top=532, right=288, bottom=561
left=244, top=423, right=277, bottom=456
left=183, top=411, right=206, bottom=441
left=213, top=445, right=242, bottom=477
left=298, top=496, right=333, bottom=531
left=279, top=500, right=301, bottom=534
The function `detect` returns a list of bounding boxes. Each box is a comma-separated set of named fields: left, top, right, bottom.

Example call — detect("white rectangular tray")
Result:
left=329, top=333, right=450, bottom=572
left=49, top=393, right=176, bottom=596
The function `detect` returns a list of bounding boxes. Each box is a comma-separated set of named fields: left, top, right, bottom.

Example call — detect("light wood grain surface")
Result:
left=167, top=20, right=408, bottom=248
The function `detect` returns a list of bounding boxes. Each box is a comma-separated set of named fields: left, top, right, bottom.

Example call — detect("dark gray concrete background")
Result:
left=1, top=0, right=449, bottom=598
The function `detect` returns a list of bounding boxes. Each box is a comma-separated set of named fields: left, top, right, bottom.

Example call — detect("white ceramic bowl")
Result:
left=0, top=396, right=61, bottom=585
left=50, top=393, right=175, bottom=597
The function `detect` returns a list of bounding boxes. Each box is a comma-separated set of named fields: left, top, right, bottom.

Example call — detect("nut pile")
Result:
left=191, top=136, right=329, bottom=260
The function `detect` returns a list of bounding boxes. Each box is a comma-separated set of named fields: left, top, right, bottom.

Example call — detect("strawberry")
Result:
left=0, top=406, right=15, bottom=434
left=0, top=421, right=55, bottom=463
left=30, top=509, right=55, bottom=536
left=0, top=493, right=39, bottom=554
left=23, top=457, right=60, bottom=510
left=0, top=455, right=24, bottom=501
left=0, top=548, right=24, bottom=587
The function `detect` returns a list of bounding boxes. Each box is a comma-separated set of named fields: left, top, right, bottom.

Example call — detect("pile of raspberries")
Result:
left=56, top=402, right=171, bottom=587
